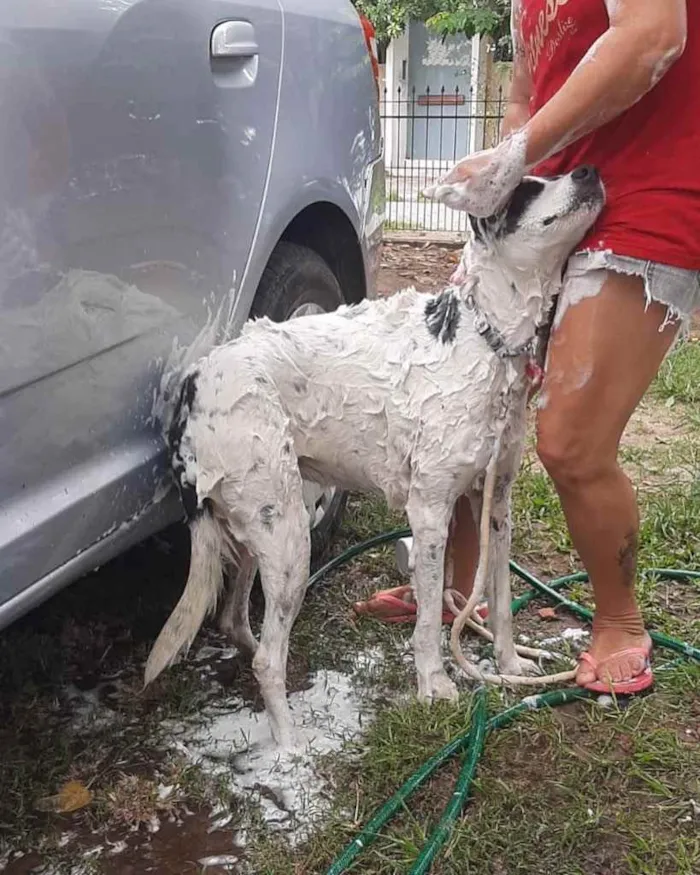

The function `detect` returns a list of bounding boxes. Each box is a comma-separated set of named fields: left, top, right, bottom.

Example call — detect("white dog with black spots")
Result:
left=145, top=167, right=605, bottom=749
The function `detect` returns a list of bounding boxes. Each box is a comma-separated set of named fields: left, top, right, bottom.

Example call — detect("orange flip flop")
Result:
left=578, top=643, right=654, bottom=695
left=353, top=585, right=488, bottom=625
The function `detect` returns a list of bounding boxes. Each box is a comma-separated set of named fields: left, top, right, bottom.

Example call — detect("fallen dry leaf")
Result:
left=537, top=607, right=558, bottom=621
left=35, top=780, right=93, bottom=814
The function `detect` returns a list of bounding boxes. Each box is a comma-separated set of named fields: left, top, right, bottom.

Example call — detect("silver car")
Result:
left=0, top=0, right=384, bottom=629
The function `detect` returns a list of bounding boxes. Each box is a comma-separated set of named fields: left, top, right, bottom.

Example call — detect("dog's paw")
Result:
left=499, top=656, right=542, bottom=677
left=417, top=670, right=459, bottom=703
left=275, top=730, right=302, bottom=754
left=268, top=718, right=302, bottom=752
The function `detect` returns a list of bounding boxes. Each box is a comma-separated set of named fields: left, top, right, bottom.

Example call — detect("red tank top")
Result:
left=521, top=0, right=700, bottom=269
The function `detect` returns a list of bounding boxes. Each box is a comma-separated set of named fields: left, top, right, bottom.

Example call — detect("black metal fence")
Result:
left=380, top=85, right=506, bottom=236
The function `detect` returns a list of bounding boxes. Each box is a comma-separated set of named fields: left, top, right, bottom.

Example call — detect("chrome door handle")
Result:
left=211, top=21, right=258, bottom=59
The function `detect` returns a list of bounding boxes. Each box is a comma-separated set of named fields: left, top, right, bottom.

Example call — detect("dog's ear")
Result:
left=467, top=211, right=503, bottom=245
left=468, top=214, right=485, bottom=242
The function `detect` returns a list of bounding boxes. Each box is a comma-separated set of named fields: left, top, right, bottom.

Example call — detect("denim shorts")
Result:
left=559, top=251, right=700, bottom=331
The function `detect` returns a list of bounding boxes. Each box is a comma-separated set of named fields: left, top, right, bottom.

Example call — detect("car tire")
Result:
left=250, top=241, right=349, bottom=565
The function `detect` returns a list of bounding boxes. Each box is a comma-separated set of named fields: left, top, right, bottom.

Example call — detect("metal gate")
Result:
left=381, top=85, right=506, bottom=236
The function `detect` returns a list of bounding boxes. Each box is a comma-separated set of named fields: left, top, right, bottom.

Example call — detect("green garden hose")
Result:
left=509, top=561, right=700, bottom=662
left=308, top=527, right=411, bottom=589
left=407, top=689, right=488, bottom=875
left=312, top=528, right=700, bottom=874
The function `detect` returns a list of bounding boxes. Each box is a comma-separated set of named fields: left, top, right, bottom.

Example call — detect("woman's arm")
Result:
left=425, top=0, right=687, bottom=216
left=501, top=0, right=532, bottom=138
left=523, top=0, right=687, bottom=165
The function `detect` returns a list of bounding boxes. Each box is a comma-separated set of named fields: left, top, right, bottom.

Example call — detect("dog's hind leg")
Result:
left=253, top=532, right=309, bottom=750
left=248, top=494, right=310, bottom=750
left=219, top=445, right=311, bottom=749
left=219, top=547, right=258, bottom=658
left=406, top=488, right=458, bottom=703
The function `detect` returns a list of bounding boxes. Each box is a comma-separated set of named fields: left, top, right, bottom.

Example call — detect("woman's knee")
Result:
left=536, top=408, right=612, bottom=488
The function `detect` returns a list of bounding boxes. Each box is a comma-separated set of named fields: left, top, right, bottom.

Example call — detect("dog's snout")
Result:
left=572, top=165, right=598, bottom=182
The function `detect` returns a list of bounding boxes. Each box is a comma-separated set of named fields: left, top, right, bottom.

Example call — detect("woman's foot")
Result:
left=576, top=627, right=653, bottom=693
left=353, top=585, right=487, bottom=625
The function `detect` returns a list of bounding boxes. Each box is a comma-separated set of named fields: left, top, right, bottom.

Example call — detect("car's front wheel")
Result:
left=250, top=241, right=349, bottom=563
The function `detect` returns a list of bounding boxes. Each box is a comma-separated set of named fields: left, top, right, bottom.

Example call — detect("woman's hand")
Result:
left=423, top=131, right=529, bottom=218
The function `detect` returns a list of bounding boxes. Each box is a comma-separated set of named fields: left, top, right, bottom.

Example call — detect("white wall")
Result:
left=382, top=25, right=409, bottom=167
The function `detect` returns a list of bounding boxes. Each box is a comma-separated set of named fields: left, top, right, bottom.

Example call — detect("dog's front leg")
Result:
left=485, top=468, right=539, bottom=678
left=407, top=497, right=458, bottom=703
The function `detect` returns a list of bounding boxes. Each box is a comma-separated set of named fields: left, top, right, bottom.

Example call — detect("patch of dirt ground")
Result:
left=377, top=242, right=461, bottom=296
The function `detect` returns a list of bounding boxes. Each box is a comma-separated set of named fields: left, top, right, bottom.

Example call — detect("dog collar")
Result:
left=525, top=358, right=544, bottom=387
left=464, top=291, right=535, bottom=361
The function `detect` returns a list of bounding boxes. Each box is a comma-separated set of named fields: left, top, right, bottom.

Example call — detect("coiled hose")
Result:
left=307, top=527, right=700, bottom=875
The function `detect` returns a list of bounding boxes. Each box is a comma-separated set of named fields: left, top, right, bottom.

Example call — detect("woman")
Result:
left=355, top=0, right=698, bottom=694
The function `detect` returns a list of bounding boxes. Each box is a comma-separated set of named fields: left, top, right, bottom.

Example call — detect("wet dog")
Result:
left=145, top=167, right=604, bottom=748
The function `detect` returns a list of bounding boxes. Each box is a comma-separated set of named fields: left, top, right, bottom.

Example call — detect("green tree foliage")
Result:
left=354, top=0, right=511, bottom=56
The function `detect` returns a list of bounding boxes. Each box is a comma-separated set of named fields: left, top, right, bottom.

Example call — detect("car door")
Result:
left=0, top=0, right=283, bottom=623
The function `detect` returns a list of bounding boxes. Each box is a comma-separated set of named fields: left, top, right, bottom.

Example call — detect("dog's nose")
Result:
left=572, top=165, right=598, bottom=182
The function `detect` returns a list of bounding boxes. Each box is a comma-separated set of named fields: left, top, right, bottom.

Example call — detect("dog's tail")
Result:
left=144, top=505, right=225, bottom=686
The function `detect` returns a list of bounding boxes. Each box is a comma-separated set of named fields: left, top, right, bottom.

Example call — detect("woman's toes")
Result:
left=605, top=651, right=647, bottom=682
left=575, top=659, right=598, bottom=686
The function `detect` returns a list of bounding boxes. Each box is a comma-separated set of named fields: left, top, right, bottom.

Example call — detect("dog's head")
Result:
left=451, top=166, right=605, bottom=285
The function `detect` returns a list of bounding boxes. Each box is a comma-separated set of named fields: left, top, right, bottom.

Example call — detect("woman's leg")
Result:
left=448, top=495, right=480, bottom=596
left=537, top=269, right=679, bottom=685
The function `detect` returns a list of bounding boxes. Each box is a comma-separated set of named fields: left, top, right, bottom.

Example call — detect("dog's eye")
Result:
left=542, top=215, right=557, bottom=226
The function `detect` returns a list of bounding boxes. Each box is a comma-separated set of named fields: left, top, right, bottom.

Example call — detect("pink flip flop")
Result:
left=578, top=644, right=654, bottom=695
left=353, top=585, right=488, bottom=625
